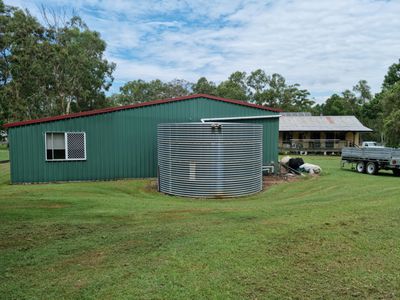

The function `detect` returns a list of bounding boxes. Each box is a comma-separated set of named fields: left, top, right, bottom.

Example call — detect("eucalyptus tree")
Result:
left=0, top=0, right=115, bottom=127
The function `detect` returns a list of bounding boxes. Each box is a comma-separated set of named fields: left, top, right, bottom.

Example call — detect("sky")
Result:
left=6, top=0, right=400, bottom=102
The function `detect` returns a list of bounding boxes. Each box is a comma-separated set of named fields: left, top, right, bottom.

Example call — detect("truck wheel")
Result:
left=356, top=162, right=366, bottom=173
left=393, top=169, right=400, bottom=176
left=366, top=162, right=378, bottom=175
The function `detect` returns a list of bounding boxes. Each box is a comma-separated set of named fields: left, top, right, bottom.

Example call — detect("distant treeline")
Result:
left=108, top=63, right=400, bottom=147
left=109, top=71, right=314, bottom=112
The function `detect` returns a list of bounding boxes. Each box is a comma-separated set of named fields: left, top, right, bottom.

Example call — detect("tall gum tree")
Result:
left=0, top=1, right=115, bottom=126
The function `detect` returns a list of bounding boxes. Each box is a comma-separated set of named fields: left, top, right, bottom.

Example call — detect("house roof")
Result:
left=279, top=115, right=372, bottom=132
left=4, top=94, right=281, bottom=129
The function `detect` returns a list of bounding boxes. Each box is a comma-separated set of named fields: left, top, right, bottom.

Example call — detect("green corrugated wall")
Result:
left=8, top=97, right=279, bottom=183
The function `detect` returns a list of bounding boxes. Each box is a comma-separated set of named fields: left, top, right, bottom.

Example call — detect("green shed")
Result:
left=5, top=94, right=281, bottom=183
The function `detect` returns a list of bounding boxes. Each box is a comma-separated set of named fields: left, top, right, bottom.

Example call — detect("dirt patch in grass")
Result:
left=74, top=279, right=89, bottom=290
left=142, top=180, right=158, bottom=193
left=60, top=250, right=107, bottom=268
left=156, top=208, right=214, bottom=221
left=260, top=219, right=288, bottom=227
left=161, top=208, right=214, bottom=214
left=162, top=207, right=242, bottom=214
left=0, top=203, right=69, bottom=209
left=0, top=223, right=97, bottom=250
left=111, top=215, right=136, bottom=222
left=158, top=213, right=188, bottom=221
left=263, top=175, right=301, bottom=189
left=122, top=239, right=153, bottom=254
left=157, top=207, right=245, bottom=220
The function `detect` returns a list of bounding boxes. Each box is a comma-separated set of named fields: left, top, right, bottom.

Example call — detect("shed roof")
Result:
left=4, top=94, right=280, bottom=128
left=279, top=115, right=372, bottom=132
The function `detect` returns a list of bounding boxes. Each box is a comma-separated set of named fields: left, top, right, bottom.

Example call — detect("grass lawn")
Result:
left=1, top=156, right=400, bottom=299
left=0, top=144, right=8, bottom=161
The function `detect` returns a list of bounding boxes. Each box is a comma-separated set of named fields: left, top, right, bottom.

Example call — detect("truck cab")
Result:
left=361, top=141, right=384, bottom=148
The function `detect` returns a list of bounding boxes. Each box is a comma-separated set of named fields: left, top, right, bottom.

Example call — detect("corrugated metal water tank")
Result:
left=158, top=123, right=263, bottom=198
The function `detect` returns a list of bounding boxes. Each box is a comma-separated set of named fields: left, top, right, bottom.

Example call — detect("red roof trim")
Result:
left=4, top=94, right=281, bottom=128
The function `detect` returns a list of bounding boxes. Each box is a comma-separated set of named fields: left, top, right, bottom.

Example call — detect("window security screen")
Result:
left=46, top=132, right=86, bottom=161
left=66, top=133, right=86, bottom=160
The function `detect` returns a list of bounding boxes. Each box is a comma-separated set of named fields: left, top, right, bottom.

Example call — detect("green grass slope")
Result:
left=0, top=156, right=399, bottom=299
left=0, top=148, right=8, bottom=161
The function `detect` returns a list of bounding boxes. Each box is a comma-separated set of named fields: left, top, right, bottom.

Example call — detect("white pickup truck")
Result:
left=361, top=141, right=384, bottom=148
left=341, top=142, right=400, bottom=176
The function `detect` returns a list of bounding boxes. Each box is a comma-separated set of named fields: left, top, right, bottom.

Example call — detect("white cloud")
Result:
left=5, top=0, right=400, bottom=102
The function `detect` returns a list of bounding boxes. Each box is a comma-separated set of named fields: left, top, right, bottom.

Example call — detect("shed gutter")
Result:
left=200, top=115, right=281, bottom=123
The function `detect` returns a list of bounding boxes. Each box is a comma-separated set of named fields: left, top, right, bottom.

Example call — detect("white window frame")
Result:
left=45, top=131, right=87, bottom=161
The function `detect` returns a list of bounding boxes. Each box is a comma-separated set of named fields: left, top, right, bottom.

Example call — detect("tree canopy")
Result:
left=111, top=69, right=314, bottom=112
left=313, top=63, right=400, bottom=146
left=380, top=82, right=400, bottom=146
left=0, top=1, right=115, bottom=127
left=192, top=77, right=217, bottom=95
left=382, top=59, right=400, bottom=91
